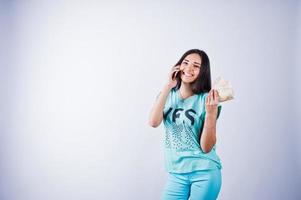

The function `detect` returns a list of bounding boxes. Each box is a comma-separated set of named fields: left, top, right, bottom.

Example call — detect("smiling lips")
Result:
left=182, top=71, right=193, bottom=78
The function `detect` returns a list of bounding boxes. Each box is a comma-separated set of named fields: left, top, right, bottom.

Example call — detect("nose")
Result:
left=185, top=63, right=194, bottom=71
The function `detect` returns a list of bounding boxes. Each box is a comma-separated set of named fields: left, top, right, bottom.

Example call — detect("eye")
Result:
left=182, top=61, right=188, bottom=65
left=194, top=65, right=200, bottom=68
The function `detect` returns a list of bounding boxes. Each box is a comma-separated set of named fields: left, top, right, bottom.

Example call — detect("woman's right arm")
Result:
left=148, top=84, right=173, bottom=127
left=148, top=65, right=180, bottom=128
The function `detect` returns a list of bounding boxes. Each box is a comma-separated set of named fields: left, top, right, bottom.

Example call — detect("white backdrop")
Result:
left=1, top=0, right=301, bottom=200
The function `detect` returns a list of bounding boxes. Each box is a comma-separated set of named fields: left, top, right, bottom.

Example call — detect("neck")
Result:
left=179, top=82, right=194, bottom=99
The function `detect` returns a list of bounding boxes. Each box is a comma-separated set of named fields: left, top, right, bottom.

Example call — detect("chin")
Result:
left=181, top=80, right=193, bottom=84
left=181, top=76, right=197, bottom=84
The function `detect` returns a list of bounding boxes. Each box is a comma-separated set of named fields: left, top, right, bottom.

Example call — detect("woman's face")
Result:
left=179, top=53, right=201, bottom=83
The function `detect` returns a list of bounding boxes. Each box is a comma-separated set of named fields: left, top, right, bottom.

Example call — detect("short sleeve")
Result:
left=163, top=89, right=172, bottom=112
left=162, top=89, right=174, bottom=122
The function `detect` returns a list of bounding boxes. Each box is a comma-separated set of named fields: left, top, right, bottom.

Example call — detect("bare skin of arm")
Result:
left=148, top=84, right=172, bottom=127
left=200, top=89, right=219, bottom=153
left=148, top=66, right=180, bottom=128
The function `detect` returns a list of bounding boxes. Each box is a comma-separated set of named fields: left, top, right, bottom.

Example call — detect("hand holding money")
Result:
left=213, top=76, right=234, bottom=102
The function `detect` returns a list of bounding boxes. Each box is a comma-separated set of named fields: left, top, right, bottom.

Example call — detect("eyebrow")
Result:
left=184, top=59, right=201, bottom=66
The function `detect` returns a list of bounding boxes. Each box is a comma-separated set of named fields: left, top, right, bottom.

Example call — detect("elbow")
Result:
left=148, top=119, right=161, bottom=128
left=201, top=146, right=213, bottom=154
left=201, top=140, right=216, bottom=153
left=148, top=114, right=163, bottom=128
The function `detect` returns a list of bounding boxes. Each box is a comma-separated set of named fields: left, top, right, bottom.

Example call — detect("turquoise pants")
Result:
left=162, top=169, right=222, bottom=200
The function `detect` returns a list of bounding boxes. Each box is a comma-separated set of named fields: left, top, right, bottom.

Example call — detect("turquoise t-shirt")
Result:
left=163, top=88, right=222, bottom=173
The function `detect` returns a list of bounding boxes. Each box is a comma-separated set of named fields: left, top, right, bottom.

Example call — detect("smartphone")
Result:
left=172, top=70, right=180, bottom=80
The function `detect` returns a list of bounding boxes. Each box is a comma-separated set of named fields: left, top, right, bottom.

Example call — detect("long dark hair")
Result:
left=173, top=49, right=211, bottom=94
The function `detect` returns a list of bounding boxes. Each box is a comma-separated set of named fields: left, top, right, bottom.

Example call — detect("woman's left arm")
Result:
left=200, top=89, right=219, bottom=153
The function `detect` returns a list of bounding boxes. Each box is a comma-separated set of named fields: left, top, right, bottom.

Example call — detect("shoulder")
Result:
left=165, top=88, right=176, bottom=103
left=200, top=92, right=209, bottom=101
left=169, top=87, right=177, bottom=97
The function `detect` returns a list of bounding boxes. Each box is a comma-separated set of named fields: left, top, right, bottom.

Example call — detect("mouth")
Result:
left=182, top=71, right=194, bottom=78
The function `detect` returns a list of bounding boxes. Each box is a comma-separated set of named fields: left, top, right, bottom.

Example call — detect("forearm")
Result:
left=200, top=113, right=217, bottom=153
left=148, top=84, right=172, bottom=127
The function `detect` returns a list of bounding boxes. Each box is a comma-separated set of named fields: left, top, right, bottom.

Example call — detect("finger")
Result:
left=209, top=91, right=213, bottom=105
left=170, top=71, right=179, bottom=79
left=211, top=90, right=218, bottom=105
left=171, top=68, right=180, bottom=73
left=210, top=90, right=214, bottom=105
left=171, top=70, right=180, bottom=78
left=212, top=89, right=216, bottom=103
left=173, top=71, right=179, bottom=79
left=208, top=91, right=212, bottom=105
left=214, top=90, right=219, bottom=103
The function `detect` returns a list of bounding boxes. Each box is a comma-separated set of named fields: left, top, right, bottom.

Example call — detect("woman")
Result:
left=148, top=49, right=222, bottom=200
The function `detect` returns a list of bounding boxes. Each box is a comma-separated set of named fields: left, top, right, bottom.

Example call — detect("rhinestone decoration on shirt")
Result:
left=165, top=121, right=200, bottom=150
